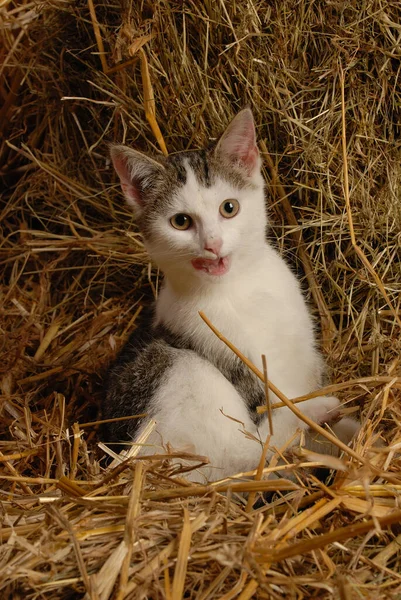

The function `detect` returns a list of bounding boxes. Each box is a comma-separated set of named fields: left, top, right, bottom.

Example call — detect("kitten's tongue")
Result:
left=191, top=256, right=229, bottom=276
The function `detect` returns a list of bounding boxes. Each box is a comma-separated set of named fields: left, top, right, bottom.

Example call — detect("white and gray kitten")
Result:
left=104, top=108, right=359, bottom=482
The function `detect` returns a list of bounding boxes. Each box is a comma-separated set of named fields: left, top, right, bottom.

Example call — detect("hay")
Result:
left=1, top=0, right=401, bottom=597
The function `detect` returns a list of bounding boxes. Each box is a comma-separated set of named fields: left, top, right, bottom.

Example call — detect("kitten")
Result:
left=104, top=108, right=359, bottom=482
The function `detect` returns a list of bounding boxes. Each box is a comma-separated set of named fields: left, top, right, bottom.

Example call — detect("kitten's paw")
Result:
left=331, top=417, right=360, bottom=444
left=300, top=395, right=340, bottom=426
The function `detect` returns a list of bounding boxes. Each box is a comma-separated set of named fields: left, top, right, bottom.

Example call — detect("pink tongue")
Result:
left=192, top=257, right=228, bottom=275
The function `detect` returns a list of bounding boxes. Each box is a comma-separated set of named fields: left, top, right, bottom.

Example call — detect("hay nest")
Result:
left=1, top=1, right=401, bottom=598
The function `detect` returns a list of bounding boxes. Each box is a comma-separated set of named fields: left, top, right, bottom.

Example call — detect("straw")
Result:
left=1, top=1, right=401, bottom=598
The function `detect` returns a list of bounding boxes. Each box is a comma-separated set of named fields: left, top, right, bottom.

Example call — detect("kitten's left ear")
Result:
left=214, top=108, right=260, bottom=176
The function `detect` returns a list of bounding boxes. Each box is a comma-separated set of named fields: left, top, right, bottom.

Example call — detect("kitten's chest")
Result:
left=164, top=286, right=291, bottom=371
left=200, top=293, right=283, bottom=368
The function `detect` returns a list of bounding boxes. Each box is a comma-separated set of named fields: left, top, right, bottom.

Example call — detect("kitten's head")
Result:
left=111, top=108, right=267, bottom=286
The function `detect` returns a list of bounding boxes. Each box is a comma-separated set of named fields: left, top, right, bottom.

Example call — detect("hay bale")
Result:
left=1, top=1, right=401, bottom=598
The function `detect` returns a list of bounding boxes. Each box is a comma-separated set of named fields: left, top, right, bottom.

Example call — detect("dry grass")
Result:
left=1, top=1, right=401, bottom=598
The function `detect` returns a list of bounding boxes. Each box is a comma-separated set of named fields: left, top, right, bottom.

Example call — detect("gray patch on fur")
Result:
left=185, top=150, right=212, bottom=187
left=104, top=349, right=171, bottom=442
left=224, top=360, right=265, bottom=420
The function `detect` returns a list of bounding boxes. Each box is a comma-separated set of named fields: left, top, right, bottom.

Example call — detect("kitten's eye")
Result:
left=219, top=199, right=240, bottom=218
left=170, top=213, right=192, bottom=230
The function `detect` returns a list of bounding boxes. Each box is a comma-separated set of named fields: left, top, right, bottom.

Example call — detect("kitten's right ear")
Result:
left=110, top=145, right=165, bottom=213
left=214, top=108, right=260, bottom=177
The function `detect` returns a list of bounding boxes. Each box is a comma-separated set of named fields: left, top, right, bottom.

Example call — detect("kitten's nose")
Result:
left=204, top=238, right=222, bottom=256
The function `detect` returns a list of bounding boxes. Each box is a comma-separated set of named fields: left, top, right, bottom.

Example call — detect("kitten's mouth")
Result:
left=191, top=256, right=230, bottom=276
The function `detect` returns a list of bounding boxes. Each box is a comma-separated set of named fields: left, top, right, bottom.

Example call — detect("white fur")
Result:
left=113, top=110, right=359, bottom=481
